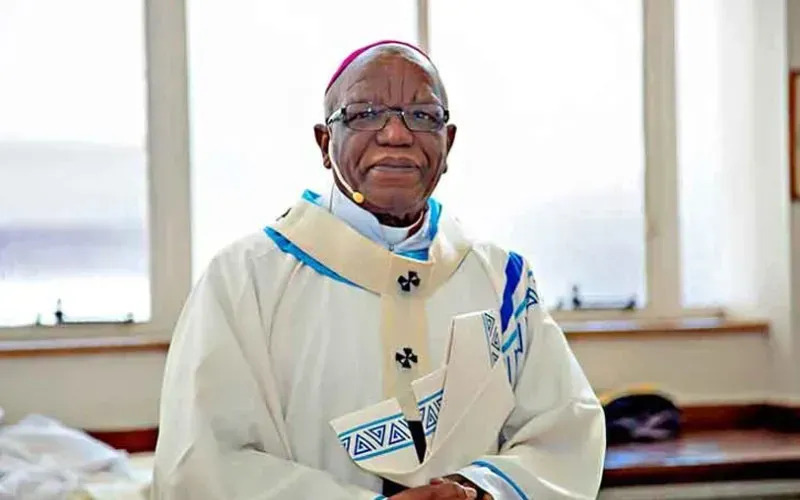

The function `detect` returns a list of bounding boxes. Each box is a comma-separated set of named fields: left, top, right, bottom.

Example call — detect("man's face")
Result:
left=315, top=50, right=456, bottom=224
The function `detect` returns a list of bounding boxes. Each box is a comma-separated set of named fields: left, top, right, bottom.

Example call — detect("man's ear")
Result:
left=445, top=124, right=457, bottom=154
left=443, top=124, right=457, bottom=174
left=314, top=124, right=331, bottom=169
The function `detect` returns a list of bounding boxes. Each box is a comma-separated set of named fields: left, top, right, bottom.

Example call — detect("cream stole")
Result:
left=270, top=198, right=471, bottom=419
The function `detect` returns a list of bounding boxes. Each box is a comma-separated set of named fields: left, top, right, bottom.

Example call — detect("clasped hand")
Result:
left=389, top=477, right=493, bottom=500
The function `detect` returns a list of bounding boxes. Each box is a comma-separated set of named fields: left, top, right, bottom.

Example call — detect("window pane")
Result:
left=0, top=1, right=149, bottom=327
left=189, top=1, right=417, bottom=276
left=430, top=1, right=645, bottom=309
left=675, top=0, right=725, bottom=307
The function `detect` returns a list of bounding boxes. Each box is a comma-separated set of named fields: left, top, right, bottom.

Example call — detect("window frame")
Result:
left=1, top=0, right=716, bottom=341
left=0, top=0, right=191, bottom=341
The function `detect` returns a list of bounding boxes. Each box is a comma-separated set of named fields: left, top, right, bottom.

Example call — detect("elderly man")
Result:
left=153, top=40, right=605, bottom=500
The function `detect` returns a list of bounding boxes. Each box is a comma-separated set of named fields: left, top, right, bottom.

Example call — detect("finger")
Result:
left=429, top=477, right=445, bottom=485
left=461, top=486, right=478, bottom=499
left=430, top=482, right=459, bottom=498
left=434, top=482, right=476, bottom=499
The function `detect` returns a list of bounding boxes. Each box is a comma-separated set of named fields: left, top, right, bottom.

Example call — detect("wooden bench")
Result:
left=603, top=404, right=800, bottom=488
left=604, top=429, right=800, bottom=487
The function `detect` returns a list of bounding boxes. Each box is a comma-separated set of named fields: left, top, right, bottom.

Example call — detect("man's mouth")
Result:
left=371, top=164, right=418, bottom=172
left=368, top=158, right=421, bottom=172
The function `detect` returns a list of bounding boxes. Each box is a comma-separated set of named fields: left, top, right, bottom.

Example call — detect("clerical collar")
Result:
left=313, top=187, right=437, bottom=257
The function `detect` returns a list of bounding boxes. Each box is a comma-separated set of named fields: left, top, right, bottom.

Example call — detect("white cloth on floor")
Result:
left=0, top=413, right=134, bottom=500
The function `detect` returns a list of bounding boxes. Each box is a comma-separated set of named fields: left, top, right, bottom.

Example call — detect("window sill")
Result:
left=0, top=317, right=769, bottom=358
left=563, top=317, right=769, bottom=340
left=0, top=335, right=170, bottom=358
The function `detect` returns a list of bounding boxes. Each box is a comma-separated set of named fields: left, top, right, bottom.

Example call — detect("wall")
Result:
left=0, top=332, right=774, bottom=430
left=788, top=0, right=800, bottom=405
left=677, top=0, right=794, bottom=401
left=0, top=352, right=165, bottom=429
left=719, top=0, right=795, bottom=401
left=573, top=333, right=773, bottom=403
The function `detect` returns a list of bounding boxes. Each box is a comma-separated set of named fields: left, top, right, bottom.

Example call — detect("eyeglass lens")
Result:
left=344, top=103, right=446, bottom=131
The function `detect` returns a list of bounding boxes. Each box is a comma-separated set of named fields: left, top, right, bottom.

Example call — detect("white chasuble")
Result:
left=152, top=191, right=606, bottom=500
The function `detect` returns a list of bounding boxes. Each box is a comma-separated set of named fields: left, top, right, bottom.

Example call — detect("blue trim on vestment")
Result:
left=427, top=197, right=442, bottom=240
left=336, top=413, right=405, bottom=439
left=263, top=227, right=358, bottom=288
left=301, top=189, right=321, bottom=204
left=417, top=388, right=444, bottom=407
left=471, top=460, right=529, bottom=500
left=499, top=252, right=524, bottom=332
left=267, top=190, right=441, bottom=281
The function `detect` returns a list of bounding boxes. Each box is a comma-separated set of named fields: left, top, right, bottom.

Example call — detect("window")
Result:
left=1, top=0, right=731, bottom=339
left=430, top=1, right=646, bottom=309
left=675, top=0, right=726, bottom=308
left=188, top=0, right=418, bottom=277
left=0, top=0, right=149, bottom=327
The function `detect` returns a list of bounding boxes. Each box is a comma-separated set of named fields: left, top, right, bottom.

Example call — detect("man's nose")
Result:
left=376, top=113, right=414, bottom=146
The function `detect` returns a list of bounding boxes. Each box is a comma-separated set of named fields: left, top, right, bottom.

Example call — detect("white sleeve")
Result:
left=152, top=253, right=385, bottom=500
left=457, top=260, right=606, bottom=500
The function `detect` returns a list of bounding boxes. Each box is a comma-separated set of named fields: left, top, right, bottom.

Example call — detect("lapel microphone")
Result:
left=328, top=142, right=365, bottom=204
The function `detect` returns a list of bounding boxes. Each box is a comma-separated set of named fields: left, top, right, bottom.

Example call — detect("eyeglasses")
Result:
left=326, top=102, right=449, bottom=132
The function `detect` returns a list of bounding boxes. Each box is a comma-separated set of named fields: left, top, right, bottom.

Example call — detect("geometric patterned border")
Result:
left=337, top=413, right=414, bottom=462
left=417, top=389, right=444, bottom=437
left=482, top=311, right=502, bottom=365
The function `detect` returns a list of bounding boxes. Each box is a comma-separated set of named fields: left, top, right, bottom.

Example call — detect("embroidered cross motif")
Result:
left=395, top=347, right=418, bottom=369
left=397, top=271, right=421, bottom=292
